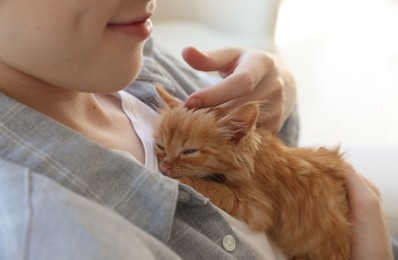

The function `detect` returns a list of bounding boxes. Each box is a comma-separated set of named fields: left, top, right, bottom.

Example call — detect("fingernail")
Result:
left=185, top=97, right=203, bottom=108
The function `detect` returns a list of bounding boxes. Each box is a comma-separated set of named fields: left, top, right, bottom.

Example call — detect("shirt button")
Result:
left=178, top=190, right=190, bottom=203
left=222, top=235, right=236, bottom=252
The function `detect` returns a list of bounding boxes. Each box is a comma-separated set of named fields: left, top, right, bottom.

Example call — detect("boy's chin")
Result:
left=92, top=73, right=139, bottom=93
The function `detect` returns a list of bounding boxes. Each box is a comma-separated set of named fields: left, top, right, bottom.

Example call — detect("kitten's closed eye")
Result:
left=156, top=143, right=164, bottom=150
left=182, top=149, right=198, bottom=155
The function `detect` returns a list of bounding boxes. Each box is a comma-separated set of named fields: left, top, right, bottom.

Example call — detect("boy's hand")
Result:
left=182, top=46, right=296, bottom=133
left=343, top=165, right=394, bottom=260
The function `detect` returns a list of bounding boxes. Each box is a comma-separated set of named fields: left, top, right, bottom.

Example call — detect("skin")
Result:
left=343, top=165, right=394, bottom=259
left=0, top=0, right=156, bottom=161
left=0, top=0, right=393, bottom=258
left=183, top=47, right=296, bottom=134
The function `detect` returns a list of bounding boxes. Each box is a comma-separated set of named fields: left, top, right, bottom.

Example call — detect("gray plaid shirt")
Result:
left=0, top=38, right=299, bottom=260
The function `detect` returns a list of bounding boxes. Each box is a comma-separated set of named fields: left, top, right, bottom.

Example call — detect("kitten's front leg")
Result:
left=176, top=177, right=238, bottom=214
left=176, top=176, right=195, bottom=187
left=177, top=176, right=274, bottom=232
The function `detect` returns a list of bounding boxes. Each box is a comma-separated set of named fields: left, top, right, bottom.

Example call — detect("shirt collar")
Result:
left=0, top=92, right=179, bottom=242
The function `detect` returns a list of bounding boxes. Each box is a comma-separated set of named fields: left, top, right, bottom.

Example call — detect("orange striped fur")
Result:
left=153, top=86, right=352, bottom=259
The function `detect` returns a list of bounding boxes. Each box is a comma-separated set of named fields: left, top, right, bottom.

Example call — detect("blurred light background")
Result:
left=153, top=0, right=398, bottom=146
left=276, top=0, right=398, bottom=146
left=276, top=1, right=398, bottom=229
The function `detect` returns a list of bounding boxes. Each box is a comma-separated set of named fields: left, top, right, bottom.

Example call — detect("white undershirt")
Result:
left=113, top=91, right=159, bottom=173
left=114, top=90, right=287, bottom=260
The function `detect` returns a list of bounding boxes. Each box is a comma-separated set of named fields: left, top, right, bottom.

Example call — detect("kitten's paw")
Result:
left=176, top=176, right=194, bottom=187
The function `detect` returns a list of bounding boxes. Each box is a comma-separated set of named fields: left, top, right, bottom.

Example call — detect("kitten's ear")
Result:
left=255, top=101, right=273, bottom=128
left=225, top=101, right=275, bottom=131
left=155, top=84, right=182, bottom=108
left=220, top=102, right=259, bottom=143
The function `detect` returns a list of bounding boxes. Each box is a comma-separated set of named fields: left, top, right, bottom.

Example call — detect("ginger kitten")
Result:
left=153, top=86, right=352, bottom=260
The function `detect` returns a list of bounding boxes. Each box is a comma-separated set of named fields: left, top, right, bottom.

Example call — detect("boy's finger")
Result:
left=182, top=46, right=242, bottom=73
left=185, top=71, right=255, bottom=108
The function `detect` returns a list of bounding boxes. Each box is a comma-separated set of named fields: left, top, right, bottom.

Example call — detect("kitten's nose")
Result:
left=160, top=161, right=172, bottom=175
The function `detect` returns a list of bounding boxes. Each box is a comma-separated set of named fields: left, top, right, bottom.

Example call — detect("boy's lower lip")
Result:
left=107, top=19, right=152, bottom=39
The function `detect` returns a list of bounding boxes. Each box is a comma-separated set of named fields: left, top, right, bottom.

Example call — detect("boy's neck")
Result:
left=0, top=65, right=110, bottom=133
